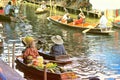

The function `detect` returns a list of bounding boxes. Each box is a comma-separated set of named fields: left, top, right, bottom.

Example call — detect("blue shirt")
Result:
left=50, top=44, right=66, bottom=55
left=4, top=4, right=12, bottom=15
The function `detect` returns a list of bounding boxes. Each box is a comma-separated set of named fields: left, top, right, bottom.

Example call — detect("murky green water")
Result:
left=24, top=2, right=120, bottom=75
left=1, top=2, right=120, bottom=80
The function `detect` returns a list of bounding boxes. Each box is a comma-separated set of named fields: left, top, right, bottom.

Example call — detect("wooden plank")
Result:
left=0, top=59, right=24, bottom=80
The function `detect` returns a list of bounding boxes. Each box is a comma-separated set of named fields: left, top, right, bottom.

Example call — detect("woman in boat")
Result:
left=99, top=12, right=108, bottom=31
left=22, top=36, right=39, bottom=64
left=73, top=12, right=85, bottom=25
left=0, top=67, right=7, bottom=80
left=50, top=35, right=67, bottom=56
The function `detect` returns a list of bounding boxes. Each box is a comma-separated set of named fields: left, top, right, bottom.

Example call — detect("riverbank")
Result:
left=25, top=0, right=100, bottom=18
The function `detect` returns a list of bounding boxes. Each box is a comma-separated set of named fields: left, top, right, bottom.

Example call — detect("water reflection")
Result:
left=3, top=22, right=19, bottom=42
left=2, top=2, right=120, bottom=80
left=24, top=2, right=120, bottom=75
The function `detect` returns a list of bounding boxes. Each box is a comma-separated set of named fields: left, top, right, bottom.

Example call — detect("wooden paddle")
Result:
left=64, top=7, right=68, bottom=13
left=79, top=8, right=84, bottom=15
left=82, top=28, right=92, bottom=34
left=82, top=24, right=99, bottom=34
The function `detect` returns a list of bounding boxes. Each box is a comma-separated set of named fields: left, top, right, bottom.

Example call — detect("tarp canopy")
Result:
left=90, top=0, right=120, bottom=10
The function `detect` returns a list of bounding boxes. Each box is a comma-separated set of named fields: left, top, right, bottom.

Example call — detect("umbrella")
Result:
left=90, top=0, right=120, bottom=10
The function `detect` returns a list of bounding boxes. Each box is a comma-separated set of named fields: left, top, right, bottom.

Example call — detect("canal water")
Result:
left=1, top=2, right=120, bottom=80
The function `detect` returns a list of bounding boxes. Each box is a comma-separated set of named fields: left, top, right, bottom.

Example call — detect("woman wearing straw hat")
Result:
left=50, top=35, right=66, bottom=55
left=22, top=36, right=39, bottom=64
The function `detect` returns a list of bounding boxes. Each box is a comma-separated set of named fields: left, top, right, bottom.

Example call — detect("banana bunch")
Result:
left=38, top=63, right=44, bottom=69
left=46, top=63, right=57, bottom=69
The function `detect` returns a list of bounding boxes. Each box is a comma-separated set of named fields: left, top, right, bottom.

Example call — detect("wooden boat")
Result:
left=0, top=15, right=17, bottom=22
left=0, top=15, right=11, bottom=22
left=35, top=8, right=48, bottom=14
left=47, top=16, right=115, bottom=35
left=15, top=57, right=79, bottom=80
left=39, top=52, right=72, bottom=65
left=112, top=22, right=120, bottom=28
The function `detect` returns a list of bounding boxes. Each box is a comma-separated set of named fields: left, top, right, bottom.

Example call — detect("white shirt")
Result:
left=100, top=15, right=108, bottom=28
left=62, top=14, right=68, bottom=20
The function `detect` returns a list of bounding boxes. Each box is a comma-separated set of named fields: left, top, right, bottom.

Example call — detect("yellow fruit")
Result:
left=38, top=63, right=44, bottom=69
left=37, top=56, right=44, bottom=64
left=46, top=63, right=57, bottom=69
left=27, top=56, right=33, bottom=60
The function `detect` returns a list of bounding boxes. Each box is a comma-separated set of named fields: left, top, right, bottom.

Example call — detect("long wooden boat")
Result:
left=112, top=22, right=120, bottom=28
left=0, top=15, right=17, bottom=22
left=15, top=57, right=79, bottom=80
left=47, top=16, right=115, bottom=35
left=39, top=52, right=72, bottom=65
left=0, top=15, right=11, bottom=22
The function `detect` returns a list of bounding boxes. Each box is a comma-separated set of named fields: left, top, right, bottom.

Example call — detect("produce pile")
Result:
left=27, top=56, right=76, bottom=75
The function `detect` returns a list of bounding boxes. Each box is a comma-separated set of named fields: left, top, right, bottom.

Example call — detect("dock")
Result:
left=0, top=59, right=24, bottom=80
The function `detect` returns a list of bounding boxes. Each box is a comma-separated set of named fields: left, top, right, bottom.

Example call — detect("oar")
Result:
left=64, top=7, right=68, bottom=13
left=82, top=28, right=92, bottom=34
left=79, top=8, right=84, bottom=14
left=82, top=24, right=99, bottom=34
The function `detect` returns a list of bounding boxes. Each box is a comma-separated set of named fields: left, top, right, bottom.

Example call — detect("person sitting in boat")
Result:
left=0, top=67, right=7, bottom=80
left=22, top=36, right=39, bottom=64
left=58, top=13, right=73, bottom=23
left=99, top=12, right=108, bottom=31
left=36, top=1, right=47, bottom=13
left=4, top=1, right=13, bottom=16
left=50, top=35, right=67, bottom=56
left=0, top=6, right=4, bottom=15
left=73, top=12, right=85, bottom=25
left=41, top=1, right=46, bottom=10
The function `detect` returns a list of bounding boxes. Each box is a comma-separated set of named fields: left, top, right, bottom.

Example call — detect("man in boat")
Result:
left=50, top=35, right=67, bottom=56
left=4, top=1, right=13, bottom=16
left=0, top=67, right=6, bottom=80
left=22, top=36, right=39, bottom=64
left=36, top=1, right=47, bottom=13
left=58, top=13, right=73, bottom=23
left=40, top=1, right=46, bottom=10
left=99, top=12, right=108, bottom=31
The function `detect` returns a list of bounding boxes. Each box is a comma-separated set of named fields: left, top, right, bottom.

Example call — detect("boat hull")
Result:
left=0, top=15, right=11, bottom=22
left=48, top=16, right=115, bottom=35
left=15, top=58, right=78, bottom=80
left=39, top=52, right=72, bottom=65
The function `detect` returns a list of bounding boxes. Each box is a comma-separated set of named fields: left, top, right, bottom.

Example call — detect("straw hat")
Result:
left=51, top=35, right=63, bottom=45
left=22, top=36, right=35, bottom=46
